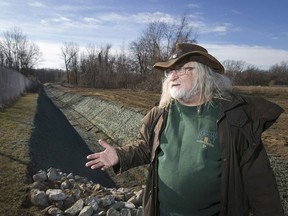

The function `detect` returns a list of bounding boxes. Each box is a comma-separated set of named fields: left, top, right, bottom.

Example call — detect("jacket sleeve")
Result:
left=241, top=97, right=284, bottom=216
left=113, top=106, right=162, bottom=174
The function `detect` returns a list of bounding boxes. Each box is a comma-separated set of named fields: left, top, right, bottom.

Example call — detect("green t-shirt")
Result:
left=158, top=101, right=221, bottom=216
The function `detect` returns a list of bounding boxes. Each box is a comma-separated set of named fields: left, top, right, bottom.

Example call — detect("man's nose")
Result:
left=169, top=71, right=179, bottom=80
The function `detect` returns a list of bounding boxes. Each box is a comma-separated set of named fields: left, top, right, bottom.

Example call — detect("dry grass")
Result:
left=233, top=85, right=288, bottom=96
left=0, top=93, right=39, bottom=216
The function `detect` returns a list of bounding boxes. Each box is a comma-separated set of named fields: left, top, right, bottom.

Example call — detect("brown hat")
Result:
left=153, top=43, right=224, bottom=74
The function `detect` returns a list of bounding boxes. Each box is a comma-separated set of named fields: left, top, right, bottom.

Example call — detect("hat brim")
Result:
left=153, top=51, right=224, bottom=74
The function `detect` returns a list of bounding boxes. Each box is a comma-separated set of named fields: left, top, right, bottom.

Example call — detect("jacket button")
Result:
left=223, top=158, right=227, bottom=162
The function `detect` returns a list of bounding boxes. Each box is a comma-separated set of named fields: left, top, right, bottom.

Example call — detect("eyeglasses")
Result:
left=164, top=66, right=194, bottom=78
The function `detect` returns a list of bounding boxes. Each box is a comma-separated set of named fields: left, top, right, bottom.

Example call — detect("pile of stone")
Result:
left=28, top=168, right=144, bottom=216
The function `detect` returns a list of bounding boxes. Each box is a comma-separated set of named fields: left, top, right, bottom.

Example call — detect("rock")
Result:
left=67, top=172, right=74, bottom=179
left=124, top=202, right=135, bottom=209
left=46, top=189, right=67, bottom=201
left=92, top=183, right=102, bottom=191
left=107, top=208, right=120, bottom=216
left=98, top=210, right=107, bottom=216
left=79, top=205, right=93, bottom=216
left=127, top=189, right=143, bottom=206
left=60, top=180, right=70, bottom=190
left=136, top=207, right=143, bottom=216
left=72, top=188, right=81, bottom=200
left=48, top=206, right=63, bottom=215
left=101, top=195, right=115, bottom=207
left=28, top=168, right=144, bottom=215
left=111, top=201, right=125, bottom=210
left=47, top=168, right=61, bottom=181
left=85, top=196, right=99, bottom=211
left=33, top=170, right=47, bottom=182
left=30, top=189, right=48, bottom=206
left=64, top=199, right=84, bottom=216
left=31, top=181, right=47, bottom=190
left=120, top=208, right=132, bottom=216
left=64, top=194, right=76, bottom=208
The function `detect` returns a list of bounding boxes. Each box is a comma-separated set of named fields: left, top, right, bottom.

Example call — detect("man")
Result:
left=86, top=43, right=284, bottom=216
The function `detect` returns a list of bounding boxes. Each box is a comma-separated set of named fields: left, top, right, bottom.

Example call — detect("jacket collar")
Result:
left=218, top=93, right=246, bottom=112
left=217, top=93, right=248, bottom=127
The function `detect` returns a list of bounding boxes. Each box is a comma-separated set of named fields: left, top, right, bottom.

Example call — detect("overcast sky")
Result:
left=1, top=0, right=287, bottom=70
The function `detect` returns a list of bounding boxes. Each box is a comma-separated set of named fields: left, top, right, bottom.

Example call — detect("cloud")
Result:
left=36, top=41, right=64, bottom=69
left=187, top=3, right=201, bottom=8
left=51, top=17, right=72, bottom=23
left=27, top=1, right=46, bottom=8
left=82, top=17, right=102, bottom=25
left=0, top=1, right=11, bottom=7
left=36, top=41, right=88, bottom=69
left=97, top=12, right=128, bottom=23
left=200, top=23, right=232, bottom=34
left=205, top=43, right=288, bottom=69
left=132, top=12, right=175, bottom=24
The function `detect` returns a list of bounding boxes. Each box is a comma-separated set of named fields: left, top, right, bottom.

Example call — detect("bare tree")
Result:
left=269, top=61, right=288, bottom=85
left=77, top=43, right=113, bottom=88
left=222, top=60, right=249, bottom=85
left=98, top=44, right=112, bottom=84
left=167, top=16, right=198, bottom=55
left=129, top=15, right=197, bottom=75
left=80, top=44, right=98, bottom=87
left=0, top=27, right=42, bottom=73
left=222, top=60, right=247, bottom=73
left=60, top=42, right=79, bottom=84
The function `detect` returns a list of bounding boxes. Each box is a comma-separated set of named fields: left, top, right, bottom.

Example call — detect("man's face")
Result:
left=167, top=61, right=197, bottom=102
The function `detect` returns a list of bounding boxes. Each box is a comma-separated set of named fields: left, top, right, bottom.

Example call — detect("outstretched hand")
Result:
left=85, top=139, right=119, bottom=171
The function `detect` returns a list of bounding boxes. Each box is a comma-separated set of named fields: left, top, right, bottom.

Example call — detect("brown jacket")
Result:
left=115, top=93, right=285, bottom=216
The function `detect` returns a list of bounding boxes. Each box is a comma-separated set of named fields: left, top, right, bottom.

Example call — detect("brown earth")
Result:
left=0, top=85, right=287, bottom=216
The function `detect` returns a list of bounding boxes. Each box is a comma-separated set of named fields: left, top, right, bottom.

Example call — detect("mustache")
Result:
left=170, top=81, right=181, bottom=85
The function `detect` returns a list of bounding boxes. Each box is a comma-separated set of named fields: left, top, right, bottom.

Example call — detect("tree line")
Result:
left=223, top=60, right=288, bottom=86
left=59, top=16, right=196, bottom=91
left=1, top=18, right=288, bottom=91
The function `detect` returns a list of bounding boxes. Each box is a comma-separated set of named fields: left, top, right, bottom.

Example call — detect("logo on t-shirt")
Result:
left=196, top=129, right=217, bottom=149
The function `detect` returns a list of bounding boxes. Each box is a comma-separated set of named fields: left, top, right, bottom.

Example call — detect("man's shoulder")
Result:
left=220, top=92, right=280, bottom=110
left=220, top=92, right=284, bottom=130
left=140, top=106, right=165, bottom=127
left=229, top=92, right=283, bottom=112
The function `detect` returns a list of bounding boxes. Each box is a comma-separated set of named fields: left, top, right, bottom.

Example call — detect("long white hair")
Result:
left=158, top=61, right=232, bottom=108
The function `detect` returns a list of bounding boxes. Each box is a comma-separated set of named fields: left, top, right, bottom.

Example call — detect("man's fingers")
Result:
left=91, top=162, right=104, bottom=170
left=86, top=139, right=117, bottom=171
left=86, top=153, right=99, bottom=160
left=86, top=159, right=104, bottom=169
left=98, top=139, right=111, bottom=149
left=85, top=160, right=96, bottom=167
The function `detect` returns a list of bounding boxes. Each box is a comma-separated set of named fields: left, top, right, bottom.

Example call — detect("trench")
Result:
left=28, top=87, right=116, bottom=188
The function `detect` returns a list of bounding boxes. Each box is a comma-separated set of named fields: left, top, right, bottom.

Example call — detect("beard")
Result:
left=170, top=81, right=199, bottom=101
